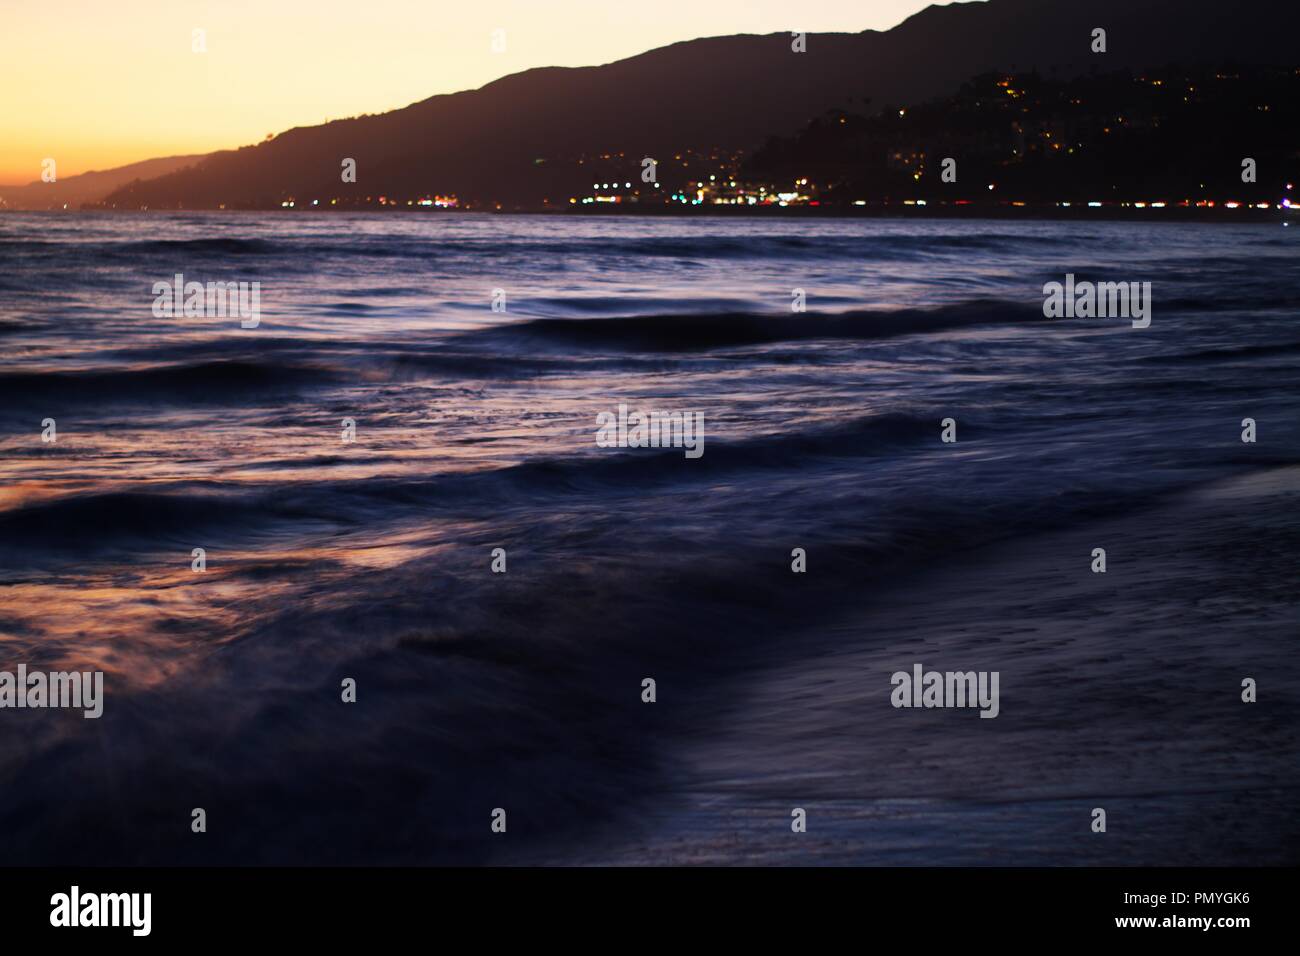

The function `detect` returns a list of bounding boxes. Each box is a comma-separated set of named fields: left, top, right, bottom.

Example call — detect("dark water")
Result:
left=0, top=212, right=1297, bottom=864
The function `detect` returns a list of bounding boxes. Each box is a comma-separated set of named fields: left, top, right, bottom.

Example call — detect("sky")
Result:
left=0, top=0, right=950, bottom=184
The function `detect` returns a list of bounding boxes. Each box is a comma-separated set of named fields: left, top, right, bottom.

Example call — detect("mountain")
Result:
left=0, top=154, right=208, bottom=210
left=101, top=0, right=1300, bottom=210
left=741, top=65, right=1300, bottom=205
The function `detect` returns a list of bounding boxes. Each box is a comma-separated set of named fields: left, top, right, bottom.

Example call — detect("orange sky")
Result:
left=0, top=0, right=943, bottom=184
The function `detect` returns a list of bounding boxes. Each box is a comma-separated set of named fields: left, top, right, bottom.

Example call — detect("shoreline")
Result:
left=517, top=466, right=1300, bottom=865
left=2, top=205, right=1292, bottom=225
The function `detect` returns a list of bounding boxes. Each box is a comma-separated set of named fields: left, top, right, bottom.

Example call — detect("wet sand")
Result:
left=527, top=467, right=1300, bottom=865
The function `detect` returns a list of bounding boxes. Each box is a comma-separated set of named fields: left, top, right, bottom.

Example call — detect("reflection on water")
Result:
left=0, top=213, right=1297, bottom=863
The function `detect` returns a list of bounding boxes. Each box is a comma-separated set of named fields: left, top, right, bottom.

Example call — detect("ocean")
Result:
left=0, top=212, right=1297, bottom=864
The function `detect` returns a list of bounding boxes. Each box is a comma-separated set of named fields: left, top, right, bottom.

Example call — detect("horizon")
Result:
left=0, top=0, right=948, bottom=185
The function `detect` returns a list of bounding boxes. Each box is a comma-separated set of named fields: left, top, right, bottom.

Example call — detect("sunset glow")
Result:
left=0, top=0, right=936, bottom=184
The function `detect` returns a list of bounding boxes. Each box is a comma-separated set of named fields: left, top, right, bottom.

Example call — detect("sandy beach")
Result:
left=522, top=466, right=1300, bottom=865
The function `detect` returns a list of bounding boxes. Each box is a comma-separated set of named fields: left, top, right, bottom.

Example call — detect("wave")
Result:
left=462, top=300, right=1044, bottom=351
left=0, top=411, right=955, bottom=552
left=0, top=359, right=342, bottom=404
left=0, top=489, right=262, bottom=547
left=0, top=230, right=1086, bottom=265
left=449, top=410, right=945, bottom=493
left=1147, top=287, right=1300, bottom=314
left=116, top=237, right=279, bottom=255
left=0, top=236, right=278, bottom=254
left=0, top=451, right=1252, bottom=865
left=8, top=398, right=1272, bottom=558
left=1141, top=341, right=1300, bottom=363
left=364, top=230, right=1084, bottom=263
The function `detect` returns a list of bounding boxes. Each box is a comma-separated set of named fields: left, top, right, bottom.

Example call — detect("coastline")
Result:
left=4, top=205, right=1290, bottom=225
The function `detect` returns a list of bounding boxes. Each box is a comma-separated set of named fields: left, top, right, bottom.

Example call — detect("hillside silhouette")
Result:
left=742, top=65, right=1300, bottom=205
left=100, top=0, right=1300, bottom=210
left=0, top=154, right=207, bottom=210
